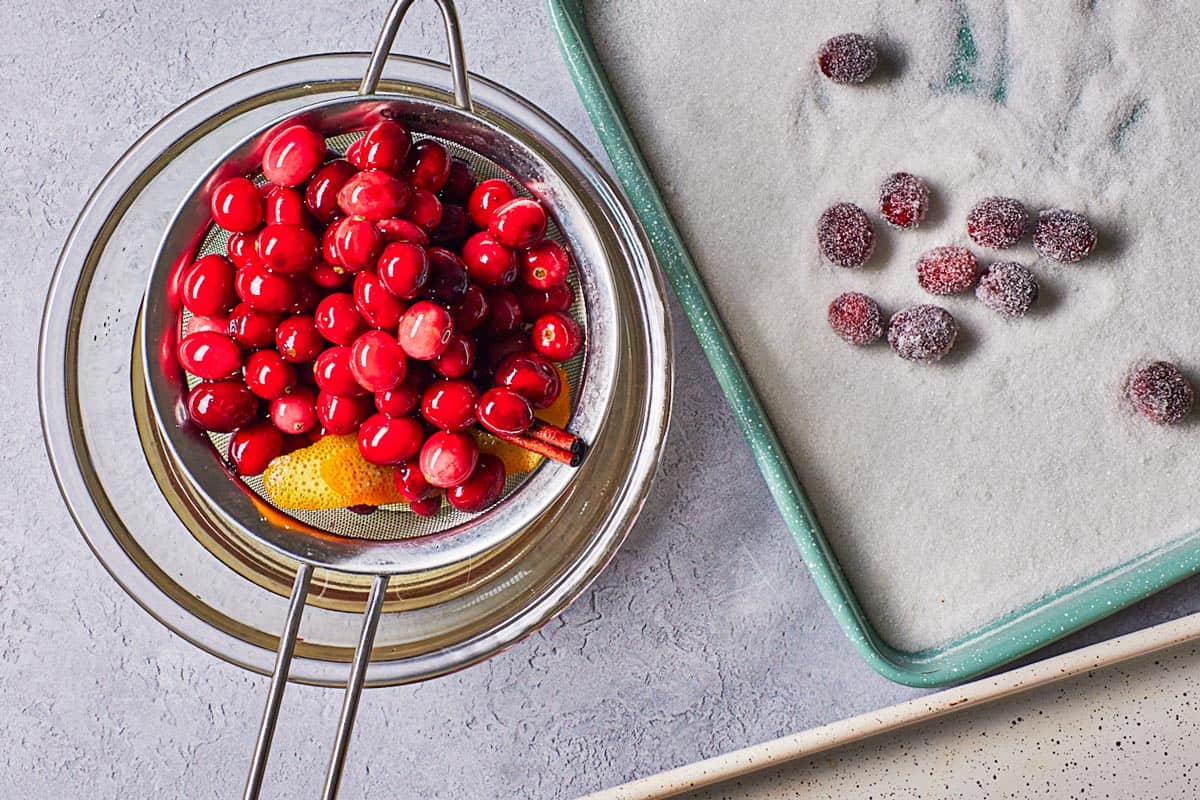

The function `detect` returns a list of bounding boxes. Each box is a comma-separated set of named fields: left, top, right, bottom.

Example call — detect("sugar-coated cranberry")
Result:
left=451, top=284, right=490, bottom=333
left=483, top=289, right=523, bottom=337
left=976, top=262, right=1038, bottom=318
left=244, top=350, right=297, bottom=399
left=818, top=33, right=877, bottom=84
left=255, top=224, right=318, bottom=274
left=377, top=242, right=429, bottom=299
left=467, top=178, right=516, bottom=228
left=289, top=277, right=320, bottom=313
left=428, top=204, right=470, bottom=247
left=532, top=312, right=583, bottom=362
left=818, top=203, right=875, bottom=268
left=407, top=189, right=443, bottom=230
left=887, top=305, right=958, bottom=362
left=419, top=430, right=479, bottom=488
left=270, top=387, right=318, bottom=434
left=827, top=292, right=883, bottom=345
left=210, top=177, right=263, bottom=232
left=186, top=314, right=229, bottom=336
left=879, top=172, right=929, bottom=229
left=967, top=196, right=1029, bottom=249
left=462, top=232, right=517, bottom=287
left=376, top=217, right=430, bottom=245
left=314, top=292, right=367, bottom=345
left=393, top=460, right=437, bottom=501
left=235, top=263, right=296, bottom=312
left=337, top=170, right=411, bottom=221
left=485, top=332, right=532, bottom=371
left=316, top=390, right=373, bottom=435
left=310, top=262, right=348, bottom=290
left=404, top=139, right=451, bottom=191
left=358, top=120, right=412, bottom=174
left=275, top=315, right=324, bottom=362
left=313, top=346, right=365, bottom=396
left=330, top=216, right=384, bottom=272
left=305, top=159, right=357, bottom=223
left=264, top=186, right=309, bottom=227
left=1127, top=361, right=1195, bottom=426
left=518, top=240, right=571, bottom=289
left=1034, top=209, right=1097, bottom=263
left=494, top=351, right=561, bottom=409
left=262, top=124, right=326, bottom=186
left=440, top=158, right=475, bottom=204
left=187, top=380, right=258, bottom=432
left=447, top=454, right=506, bottom=513
left=397, top=300, right=454, bottom=360
left=409, top=495, right=442, bottom=516
left=177, top=330, right=243, bottom=380
left=488, top=198, right=547, bottom=249
left=227, top=303, right=282, bottom=348
left=226, top=231, right=261, bottom=269
left=358, top=413, right=424, bottom=465
left=431, top=332, right=476, bottom=379
left=516, top=283, right=573, bottom=319
left=182, top=254, right=237, bottom=316
left=477, top=387, right=533, bottom=436
left=227, top=421, right=283, bottom=476
left=425, top=247, right=469, bottom=304
left=916, top=246, right=979, bottom=295
left=350, top=330, right=407, bottom=392
left=353, top=270, right=405, bottom=329
left=421, top=379, right=479, bottom=431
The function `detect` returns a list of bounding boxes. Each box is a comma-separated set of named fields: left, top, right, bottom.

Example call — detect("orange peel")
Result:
left=262, top=434, right=407, bottom=510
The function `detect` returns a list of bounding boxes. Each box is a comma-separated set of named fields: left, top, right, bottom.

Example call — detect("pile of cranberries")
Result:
left=172, top=118, right=586, bottom=516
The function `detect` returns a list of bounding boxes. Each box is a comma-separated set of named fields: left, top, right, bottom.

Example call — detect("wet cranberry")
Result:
left=428, top=204, right=470, bottom=247
left=818, top=203, right=875, bottom=268
left=314, top=292, right=367, bottom=345
left=485, top=332, right=532, bottom=370
left=182, top=254, right=237, bottom=316
left=376, top=366, right=428, bottom=418
left=1034, top=209, right=1097, bottom=263
left=289, top=277, right=320, bottom=313
left=177, top=330, right=243, bottom=380
left=477, top=387, right=533, bottom=436
left=407, top=189, right=443, bottom=231
left=227, top=421, right=283, bottom=476
left=404, top=140, right=451, bottom=191
left=419, top=430, right=479, bottom=488
left=186, top=314, right=230, bottom=336
left=227, top=303, right=282, bottom=348
left=887, top=305, right=958, bottom=362
left=425, top=247, right=469, bottom=304
left=330, top=216, right=384, bottom=272
left=344, top=137, right=366, bottom=169
left=310, top=262, right=348, bottom=290
left=519, top=240, right=570, bottom=289
left=397, top=300, right=455, bottom=360
left=532, top=312, right=583, bottom=362
left=262, top=124, right=326, bottom=186
left=313, top=346, right=365, bottom=396
left=357, top=413, right=425, bottom=465
left=494, top=351, right=561, bottom=409
left=447, top=454, right=506, bottom=513
left=393, top=460, right=437, bottom=501
left=235, top=263, right=296, bottom=312
left=187, top=381, right=258, bottom=432
left=515, top=283, right=572, bottom=319
left=353, top=270, right=405, bottom=329
left=483, top=289, right=523, bottom=337
left=244, top=350, right=297, bottom=399
left=440, top=158, right=475, bottom=204
left=468, top=178, right=516, bottom=228
left=1127, top=361, right=1195, bottom=426
left=828, top=292, right=884, bottom=345
left=377, top=242, right=429, bottom=299
left=280, top=434, right=309, bottom=456
left=376, top=217, right=430, bottom=245
left=879, top=172, right=930, bottom=229
left=488, top=198, right=547, bottom=249
left=337, top=170, right=411, bottom=220
left=358, top=120, right=412, bottom=174
left=322, top=224, right=343, bottom=265
left=916, top=246, right=979, bottom=295
left=451, top=284, right=489, bottom=333
left=255, top=224, right=318, bottom=274
left=967, top=197, right=1029, bottom=249
left=431, top=333, right=475, bottom=379
left=350, top=330, right=408, bottom=392
left=270, top=387, right=318, bottom=434
left=264, top=186, right=309, bottom=227
left=462, top=232, right=517, bottom=287
left=226, top=231, right=261, bottom=269
left=421, top=379, right=479, bottom=431
left=817, top=33, right=878, bottom=84
left=211, top=177, right=263, bottom=232
left=275, top=315, right=324, bottom=362
left=316, top=390, right=373, bottom=435
left=305, top=159, right=358, bottom=223
left=409, top=495, right=442, bottom=516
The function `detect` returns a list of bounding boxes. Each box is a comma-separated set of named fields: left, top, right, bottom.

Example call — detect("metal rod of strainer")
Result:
left=241, top=2, right=472, bottom=798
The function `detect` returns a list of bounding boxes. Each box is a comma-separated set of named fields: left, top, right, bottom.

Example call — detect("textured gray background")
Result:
left=3, top=1, right=1199, bottom=798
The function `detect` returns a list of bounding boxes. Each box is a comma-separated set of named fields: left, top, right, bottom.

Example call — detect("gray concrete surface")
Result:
left=3, top=1, right=1200, bottom=798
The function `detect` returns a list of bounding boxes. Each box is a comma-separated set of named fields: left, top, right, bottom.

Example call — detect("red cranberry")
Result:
left=485, top=331, right=532, bottom=371
left=451, top=284, right=489, bottom=333
left=310, top=261, right=348, bottom=290
left=353, top=270, right=405, bottom=329
left=1127, top=361, right=1195, bottom=425
left=305, top=159, right=358, bottom=223
left=494, top=351, right=561, bottom=409
left=462, top=232, right=517, bottom=287
left=393, top=460, right=437, bottom=501
left=407, top=189, right=443, bottom=230
left=916, top=246, right=979, bottom=295
left=280, top=434, right=309, bottom=456
left=316, top=390, right=373, bottom=435
left=488, top=198, right=547, bottom=249
left=827, top=292, right=884, bottom=345
left=226, top=231, right=261, bottom=269
left=976, top=262, right=1038, bottom=318
left=275, top=315, right=324, bottom=362
left=409, top=495, right=442, bottom=516
left=227, top=303, right=282, bottom=348
left=358, top=413, right=424, bottom=465
left=255, top=224, right=318, bottom=274
left=289, top=277, right=320, bottom=313
left=244, top=350, right=297, bottom=399
left=350, top=330, right=408, bottom=392
left=431, top=333, right=475, bottom=379
left=377, top=242, right=429, bottom=299
left=181, top=254, right=237, bottom=316
left=177, top=330, right=243, bottom=380
left=887, top=305, right=958, bottom=362
left=376, top=365, right=429, bottom=417
left=477, top=387, right=533, bottom=436
left=235, top=263, right=296, bottom=312
left=210, top=177, right=263, bottom=232
left=1034, top=209, right=1097, bottom=263
left=516, top=283, right=572, bottom=319
left=818, top=203, right=875, bottom=268
left=397, top=300, right=455, bottom=360
left=186, top=314, right=229, bottom=336
left=518, top=240, right=570, bottom=289
left=262, top=124, right=326, bottom=186
left=483, top=289, right=523, bottom=337
left=322, top=224, right=343, bottom=265
left=421, top=379, right=479, bottom=431
left=330, top=216, right=384, bottom=272
left=376, top=217, right=430, bottom=245
left=425, top=247, right=469, bottom=304
left=264, top=186, right=309, bottom=227
left=817, top=33, right=878, bottom=84
left=440, top=158, right=475, bottom=204
left=879, top=172, right=930, bottom=229
left=532, top=311, right=583, bottom=362
left=358, top=120, right=412, bottom=174
left=270, top=387, right=318, bottom=434
left=419, top=430, right=479, bottom=488
left=345, top=137, right=366, bottom=169
left=313, top=346, right=365, bottom=396
left=447, top=454, right=506, bottom=513
left=187, top=380, right=258, bottom=432
left=314, top=292, right=367, bottom=345
left=227, top=421, right=283, bottom=476
left=967, top=196, right=1029, bottom=249
left=404, top=140, right=451, bottom=191
left=467, top=178, right=516, bottom=228
left=337, top=170, right=411, bottom=220
left=428, top=204, right=470, bottom=247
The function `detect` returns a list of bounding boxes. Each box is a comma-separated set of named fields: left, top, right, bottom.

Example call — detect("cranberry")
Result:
left=337, top=170, right=411, bottom=220
left=421, top=379, right=479, bottom=431
left=818, top=33, right=878, bottom=84
left=356, top=413, right=424, bottom=465
left=518, top=240, right=571, bottom=289
left=397, top=300, right=455, bottom=360
left=377, top=242, right=429, bottom=299
left=467, top=178, right=516, bottom=228
left=827, top=292, right=883, bottom=345
left=255, top=224, right=318, bottom=274
left=376, top=217, right=430, bottom=245
left=419, top=430, right=479, bottom=488
left=305, top=159, right=358, bottom=223
left=976, top=262, right=1038, bottom=318
left=409, top=495, right=442, bottom=516
left=483, top=289, right=523, bottom=337
left=314, top=292, right=367, bottom=345
left=264, top=186, right=309, bottom=227
left=186, top=314, right=230, bottom=336
left=228, top=303, right=282, bottom=348
left=244, top=350, right=298, bottom=399
left=353, top=270, right=405, bottom=329
left=262, top=124, right=326, bottom=186
left=226, top=231, right=261, bottom=269
left=532, top=312, right=583, bottom=362
left=451, top=284, right=490, bottom=333
left=376, top=365, right=429, bottom=417
left=310, top=261, right=348, bottom=290
left=495, top=351, right=561, bottom=409
left=187, top=380, right=258, bottom=432
left=485, top=331, right=532, bottom=371
left=344, top=137, right=366, bottom=170
left=210, top=177, right=263, bottom=232
left=447, top=454, right=506, bottom=513
left=1034, top=209, right=1097, bottom=263
left=461, top=232, right=517, bottom=287
left=316, top=391, right=373, bottom=435
left=404, top=140, right=451, bottom=191
left=350, top=330, right=407, bottom=392
left=330, top=216, right=384, bottom=272
left=275, top=315, right=324, bottom=362
left=431, top=333, right=476, bottom=379
left=967, top=196, right=1029, bottom=249
left=280, top=434, right=309, bottom=456
left=181, top=254, right=237, bottom=316
left=916, top=246, right=979, bottom=295
left=879, top=173, right=930, bottom=229
left=515, top=283, right=572, bottom=319
left=818, top=203, right=875, bottom=268
left=477, top=387, right=533, bottom=436
left=1127, top=361, right=1195, bottom=425
left=177, top=330, right=242, bottom=380
left=393, top=460, right=437, bottom=501
left=313, top=346, right=365, bottom=396
left=488, top=198, right=547, bottom=249
left=270, top=387, right=318, bottom=434
left=425, top=247, right=469, bottom=304
left=289, top=277, right=320, bottom=313
left=227, top=421, right=283, bottom=476
left=428, top=204, right=470, bottom=247
left=235, top=263, right=296, bottom=312
left=322, top=224, right=343, bottom=265
left=887, top=305, right=958, bottom=362
left=358, top=120, right=412, bottom=174
left=440, top=158, right=475, bottom=204
left=407, top=189, right=443, bottom=230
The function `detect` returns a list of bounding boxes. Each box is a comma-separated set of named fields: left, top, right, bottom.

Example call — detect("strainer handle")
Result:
left=359, top=0, right=473, bottom=111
